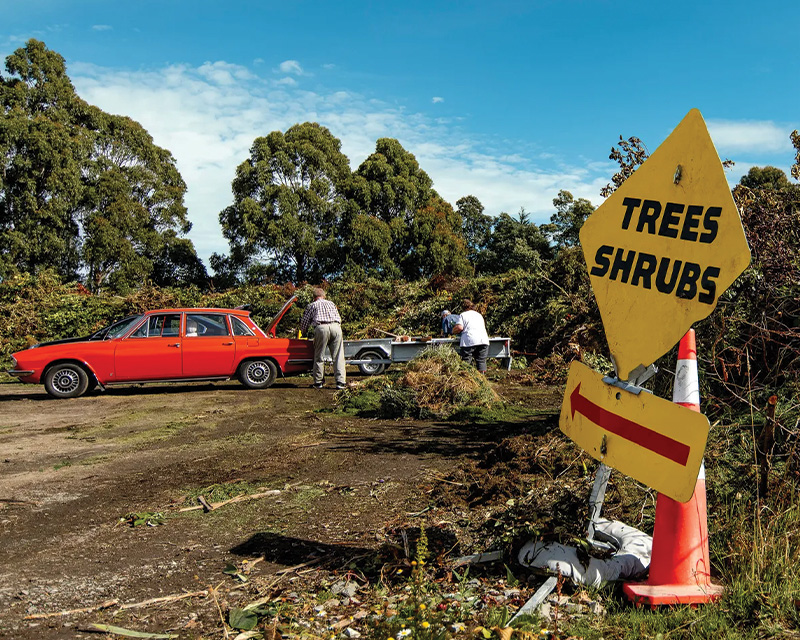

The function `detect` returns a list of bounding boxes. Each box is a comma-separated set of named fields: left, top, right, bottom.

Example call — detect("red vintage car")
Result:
left=7, top=296, right=314, bottom=399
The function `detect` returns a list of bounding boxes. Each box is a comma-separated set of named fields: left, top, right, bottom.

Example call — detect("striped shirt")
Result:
left=300, top=298, right=342, bottom=333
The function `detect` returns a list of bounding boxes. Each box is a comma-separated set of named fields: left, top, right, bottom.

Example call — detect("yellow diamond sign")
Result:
left=580, top=109, right=751, bottom=381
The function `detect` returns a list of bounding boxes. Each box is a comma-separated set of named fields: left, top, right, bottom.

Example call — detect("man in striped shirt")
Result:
left=300, top=288, right=346, bottom=389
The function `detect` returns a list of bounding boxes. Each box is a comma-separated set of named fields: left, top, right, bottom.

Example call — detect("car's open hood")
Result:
left=264, top=295, right=298, bottom=337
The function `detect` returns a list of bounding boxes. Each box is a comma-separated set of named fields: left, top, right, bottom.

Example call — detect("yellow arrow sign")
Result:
left=560, top=361, right=709, bottom=502
left=580, top=109, right=751, bottom=381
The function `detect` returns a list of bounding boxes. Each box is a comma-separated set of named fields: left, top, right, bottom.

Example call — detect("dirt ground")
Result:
left=0, top=369, right=564, bottom=639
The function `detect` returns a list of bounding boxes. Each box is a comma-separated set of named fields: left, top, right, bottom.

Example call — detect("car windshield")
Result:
left=92, top=315, right=143, bottom=340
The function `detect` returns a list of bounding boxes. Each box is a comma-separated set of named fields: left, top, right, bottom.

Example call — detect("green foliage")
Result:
left=0, top=39, right=205, bottom=292
left=457, top=195, right=493, bottom=265
left=544, top=189, right=595, bottom=250
left=182, top=480, right=264, bottom=506
left=341, top=137, right=448, bottom=280
left=475, top=210, right=552, bottom=275
left=347, top=137, right=433, bottom=226
left=0, top=271, right=124, bottom=361
left=228, top=607, right=258, bottom=630
left=339, top=347, right=502, bottom=419
left=219, top=122, right=351, bottom=283
left=739, top=165, right=796, bottom=190
left=600, top=135, right=649, bottom=198
left=399, top=195, right=472, bottom=280
left=120, top=511, right=165, bottom=527
left=336, top=387, right=383, bottom=416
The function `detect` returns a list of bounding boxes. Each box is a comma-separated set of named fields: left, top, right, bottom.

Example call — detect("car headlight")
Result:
left=10, top=356, right=17, bottom=369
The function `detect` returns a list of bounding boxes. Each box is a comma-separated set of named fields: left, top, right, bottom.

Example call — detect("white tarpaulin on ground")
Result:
left=518, top=518, right=652, bottom=587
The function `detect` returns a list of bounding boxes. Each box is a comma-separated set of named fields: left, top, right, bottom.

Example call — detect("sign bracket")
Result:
left=605, top=362, right=658, bottom=394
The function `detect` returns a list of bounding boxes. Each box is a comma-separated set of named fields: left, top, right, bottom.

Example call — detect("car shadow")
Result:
left=0, top=379, right=308, bottom=401
left=321, top=414, right=558, bottom=460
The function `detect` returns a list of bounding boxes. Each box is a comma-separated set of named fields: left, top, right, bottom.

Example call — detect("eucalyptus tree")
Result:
left=399, top=195, right=471, bottom=279
left=219, top=122, right=351, bottom=283
left=0, top=39, right=204, bottom=290
left=0, top=40, right=85, bottom=279
left=456, top=195, right=493, bottom=267
left=81, top=109, right=204, bottom=291
left=477, top=209, right=552, bottom=274
left=739, top=165, right=797, bottom=191
left=546, top=190, right=595, bottom=250
left=341, top=138, right=437, bottom=278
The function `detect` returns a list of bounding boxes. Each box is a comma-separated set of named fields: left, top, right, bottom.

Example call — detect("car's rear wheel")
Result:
left=44, top=364, right=89, bottom=399
left=237, top=358, right=278, bottom=389
left=357, top=350, right=389, bottom=376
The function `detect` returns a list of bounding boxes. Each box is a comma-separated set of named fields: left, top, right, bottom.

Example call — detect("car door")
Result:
left=181, top=313, right=236, bottom=377
left=113, top=313, right=183, bottom=381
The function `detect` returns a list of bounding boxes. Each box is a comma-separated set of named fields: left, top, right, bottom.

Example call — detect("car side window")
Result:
left=162, top=315, right=181, bottom=337
left=186, top=313, right=230, bottom=337
left=130, top=314, right=181, bottom=338
left=230, top=316, right=255, bottom=337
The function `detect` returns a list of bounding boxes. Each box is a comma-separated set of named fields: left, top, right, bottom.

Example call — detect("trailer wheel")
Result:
left=357, top=350, right=389, bottom=376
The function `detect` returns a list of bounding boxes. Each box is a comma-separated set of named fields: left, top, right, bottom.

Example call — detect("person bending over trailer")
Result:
left=440, top=309, right=460, bottom=336
left=451, top=299, right=490, bottom=374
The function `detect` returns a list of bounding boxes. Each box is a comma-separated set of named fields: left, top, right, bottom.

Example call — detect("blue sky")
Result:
left=3, top=0, right=799, bottom=265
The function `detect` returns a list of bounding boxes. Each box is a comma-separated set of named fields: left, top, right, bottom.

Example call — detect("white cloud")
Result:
left=278, top=59, right=303, bottom=75
left=432, top=96, right=444, bottom=104
left=707, top=119, right=794, bottom=155
left=92, top=25, right=112, bottom=31
left=2, top=34, right=40, bottom=49
left=70, top=60, right=609, bottom=265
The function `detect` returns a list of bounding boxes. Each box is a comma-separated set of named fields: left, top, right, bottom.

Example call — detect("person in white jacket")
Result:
left=451, top=299, right=490, bottom=373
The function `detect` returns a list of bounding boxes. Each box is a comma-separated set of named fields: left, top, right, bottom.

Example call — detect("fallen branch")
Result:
left=24, top=590, right=210, bottom=620
left=276, top=557, right=326, bottom=575
left=427, top=474, right=464, bottom=486
left=209, top=584, right=230, bottom=640
left=87, top=623, right=177, bottom=638
left=118, top=589, right=209, bottom=610
left=25, top=599, right=119, bottom=620
left=178, top=490, right=280, bottom=513
left=242, top=556, right=265, bottom=572
left=0, top=498, right=39, bottom=505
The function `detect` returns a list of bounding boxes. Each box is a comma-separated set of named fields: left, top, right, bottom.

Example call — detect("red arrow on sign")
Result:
left=570, top=383, right=690, bottom=466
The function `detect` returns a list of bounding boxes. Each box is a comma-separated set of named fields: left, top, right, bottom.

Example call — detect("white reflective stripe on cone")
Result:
left=673, top=358, right=699, bottom=406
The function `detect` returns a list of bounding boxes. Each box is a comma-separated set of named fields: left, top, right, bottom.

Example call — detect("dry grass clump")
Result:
left=383, top=346, right=501, bottom=418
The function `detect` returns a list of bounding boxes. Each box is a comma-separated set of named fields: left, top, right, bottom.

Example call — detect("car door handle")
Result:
left=222, top=342, right=234, bottom=346
left=168, top=343, right=181, bottom=348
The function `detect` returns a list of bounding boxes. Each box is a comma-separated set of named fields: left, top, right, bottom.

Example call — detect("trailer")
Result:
left=330, top=336, right=513, bottom=375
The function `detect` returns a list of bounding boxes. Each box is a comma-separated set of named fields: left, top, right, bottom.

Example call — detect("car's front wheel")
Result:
left=44, top=364, right=90, bottom=399
left=237, top=358, right=278, bottom=389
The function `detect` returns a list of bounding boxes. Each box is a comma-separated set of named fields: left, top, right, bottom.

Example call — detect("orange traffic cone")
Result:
left=623, top=329, right=724, bottom=605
